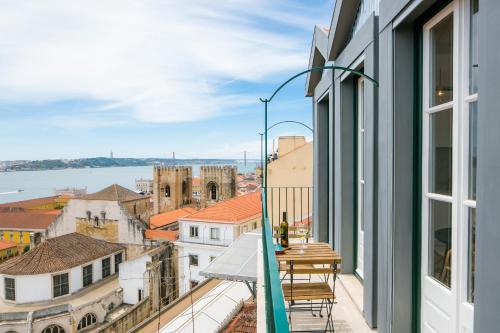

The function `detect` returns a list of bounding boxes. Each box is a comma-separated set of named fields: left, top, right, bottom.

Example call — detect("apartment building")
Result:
left=175, top=192, right=261, bottom=295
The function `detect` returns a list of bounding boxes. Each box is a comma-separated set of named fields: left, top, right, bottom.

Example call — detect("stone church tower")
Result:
left=153, top=166, right=192, bottom=214
left=200, top=166, right=237, bottom=207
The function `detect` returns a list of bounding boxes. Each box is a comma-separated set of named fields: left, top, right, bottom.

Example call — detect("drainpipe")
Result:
left=25, top=311, right=33, bottom=333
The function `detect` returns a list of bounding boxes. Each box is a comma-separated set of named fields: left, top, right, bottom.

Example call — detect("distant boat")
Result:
left=0, top=190, right=23, bottom=195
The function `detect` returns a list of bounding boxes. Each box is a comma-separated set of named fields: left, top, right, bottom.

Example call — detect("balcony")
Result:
left=258, top=189, right=375, bottom=332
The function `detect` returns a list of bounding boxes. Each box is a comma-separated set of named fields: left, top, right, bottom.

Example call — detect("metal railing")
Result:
left=261, top=189, right=290, bottom=333
left=266, top=187, right=313, bottom=235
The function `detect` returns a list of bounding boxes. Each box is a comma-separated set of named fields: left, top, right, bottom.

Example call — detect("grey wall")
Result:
left=377, top=19, right=420, bottom=333
left=313, top=92, right=330, bottom=243
left=391, top=23, right=417, bottom=333
left=333, top=75, right=355, bottom=274
left=362, top=39, right=378, bottom=329
left=377, top=24, right=394, bottom=333
left=330, top=14, right=379, bottom=329
left=474, top=0, right=500, bottom=331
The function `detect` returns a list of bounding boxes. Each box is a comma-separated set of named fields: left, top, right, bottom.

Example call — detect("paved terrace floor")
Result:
left=0, top=276, right=120, bottom=313
left=286, top=273, right=376, bottom=333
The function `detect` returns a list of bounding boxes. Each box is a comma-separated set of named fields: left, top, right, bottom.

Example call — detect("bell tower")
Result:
left=200, top=165, right=237, bottom=207
left=153, top=166, right=192, bottom=214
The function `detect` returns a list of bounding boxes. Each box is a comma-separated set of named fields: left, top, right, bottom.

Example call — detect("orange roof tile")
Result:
left=0, top=211, right=61, bottom=230
left=150, top=207, right=198, bottom=229
left=0, top=240, right=17, bottom=251
left=0, top=196, right=61, bottom=209
left=145, top=229, right=178, bottom=241
left=192, top=177, right=201, bottom=186
left=183, top=192, right=262, bottom=224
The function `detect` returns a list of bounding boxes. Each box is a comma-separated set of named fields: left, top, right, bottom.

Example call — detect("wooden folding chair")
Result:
left=281, top=265, right=338, bottom=332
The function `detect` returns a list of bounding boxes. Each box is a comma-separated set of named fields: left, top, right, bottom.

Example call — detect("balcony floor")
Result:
left=285, top=273, right=376, bottom=333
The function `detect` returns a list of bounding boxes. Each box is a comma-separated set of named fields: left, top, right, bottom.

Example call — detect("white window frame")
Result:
left=356, top=75, right=366, bottom=280
left=209, top=227, right=220, bottom=240
left=421, top=1, right=476, bottom=332
left=189, top=225, right=199, bottom=238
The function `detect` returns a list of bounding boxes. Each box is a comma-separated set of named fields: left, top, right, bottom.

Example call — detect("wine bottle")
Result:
left=280, top=212, right=289, bottom=248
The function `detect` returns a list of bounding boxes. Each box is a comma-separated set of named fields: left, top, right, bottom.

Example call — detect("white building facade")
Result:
left=0, top=233, right=125, bottom=333
left=174, top=192, right=261, bottom=295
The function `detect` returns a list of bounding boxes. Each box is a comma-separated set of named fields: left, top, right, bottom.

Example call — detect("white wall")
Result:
left=0, top=251, right=123, bottom=304
left=16, top=274, right=52, bottom=303
left=176, top=243, right=225, bottom=295
left=178, top=220, right=235, bottom=246
left=47, top=199, right=144, bottom=245
left=119, top=254, right=151, bottom=304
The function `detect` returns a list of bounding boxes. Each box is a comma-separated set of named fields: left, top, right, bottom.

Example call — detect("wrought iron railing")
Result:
left=266, top=186, right=313, bottom=235
left=261, top=189, right=290, bottom=333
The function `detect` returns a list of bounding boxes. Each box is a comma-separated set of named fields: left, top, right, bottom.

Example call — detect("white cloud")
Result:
left=0, top=0, right=325, bottom=126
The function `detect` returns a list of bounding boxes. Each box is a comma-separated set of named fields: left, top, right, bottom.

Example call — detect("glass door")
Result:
left=421, top=2, right=458, bottom=332
left=421, top=1, right=477, bottom=332
left=458, top=0, right=478, bottom=331
left=356, top=76, right=365, bottom=280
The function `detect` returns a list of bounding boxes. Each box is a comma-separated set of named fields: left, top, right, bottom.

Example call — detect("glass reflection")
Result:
left=430, top=14, right=454, bottom=106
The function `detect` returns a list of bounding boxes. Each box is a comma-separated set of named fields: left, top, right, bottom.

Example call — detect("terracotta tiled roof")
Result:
left=0, top=240, right=17, bottom=251
left=82, top=184, right=146, bottom=202
left=150, top=207, right=197, bottom=229
left=222, top=302, right=257, bottom=333
left=0, top=196, right=61, bottom=209
left=183, top=192, right=261, bottom=224
left=0, top=211, right=61, bottom=230
left=192, top=177, right=201, bottom=186
left=0, top=233, right=124, bottom=275
left=145, top=229, right=178, bottom=241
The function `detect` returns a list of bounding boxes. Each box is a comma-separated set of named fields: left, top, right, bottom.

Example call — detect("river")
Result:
left=0, top=162, right=258, bottom=204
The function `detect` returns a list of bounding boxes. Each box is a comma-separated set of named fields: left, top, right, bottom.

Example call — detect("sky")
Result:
left=0, top=0, right=333, bottom=161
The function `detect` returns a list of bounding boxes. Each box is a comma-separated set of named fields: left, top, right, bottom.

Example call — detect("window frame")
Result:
left=188, top=254, right=198, bottom=267
left=42, top=325, right=65, bottom=333
left=52, top=272, right=70, bottom=298
left=460, top=0, right=479, bottom=306
left=77, top=313, right=97, bottom=331
left=82, top=264, right=93, bottom=288
left=209, top=227, right=220, bottom=240
left=114, top=252, right=123, bottom=274
left=101, top=257, right=111, bottom=278
left=4, top=277, right=15, bottom=301
left=189, top=226, right=199, bottom=238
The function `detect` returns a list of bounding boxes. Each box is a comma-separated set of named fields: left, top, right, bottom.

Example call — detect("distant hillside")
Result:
left=0, top=157, right=246, bottom=172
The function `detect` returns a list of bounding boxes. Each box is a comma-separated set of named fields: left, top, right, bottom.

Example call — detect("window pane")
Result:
left=468, top=207, right=476, bottom=302
left=359, top=183, right=365, bottom=232
left=430, top=14, right=453, bottom=106
left=359, top=131, right=365, bottom=180
left=4, top=277, right=15, bottom=301
left=469, top=0, right=479, bottom=94
left=468, top=102, right=478, bottom=200
left=115, top=253, right=122, bottom=273
left=429, top=109, right=453, bottom=195
left=102, top=258, right=110, bottom=278
left=83, top=265, right=93, bottom=287
left=429, top=199, right=452, bottom=288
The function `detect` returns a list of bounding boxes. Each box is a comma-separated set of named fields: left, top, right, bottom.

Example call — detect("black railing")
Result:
left=266, top=187, right=313, bottom=234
